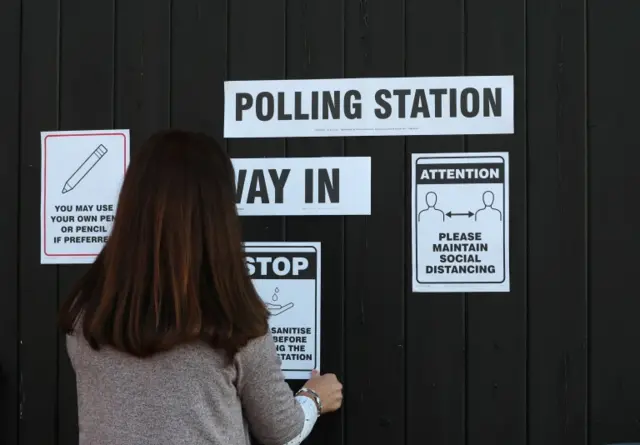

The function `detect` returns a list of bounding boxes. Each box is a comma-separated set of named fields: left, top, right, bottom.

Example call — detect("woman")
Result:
left=58, top=130, right=343, bottom=445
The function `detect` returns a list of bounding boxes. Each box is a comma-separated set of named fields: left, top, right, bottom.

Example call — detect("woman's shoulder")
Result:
left=234, top=331, right=278, bottom=369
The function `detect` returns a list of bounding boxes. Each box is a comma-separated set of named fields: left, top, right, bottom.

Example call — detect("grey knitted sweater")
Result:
left=66, top=331, right=305, bottom=445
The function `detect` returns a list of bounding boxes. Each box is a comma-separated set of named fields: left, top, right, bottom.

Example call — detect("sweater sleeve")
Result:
left=234, top=332, right=310, bottom=445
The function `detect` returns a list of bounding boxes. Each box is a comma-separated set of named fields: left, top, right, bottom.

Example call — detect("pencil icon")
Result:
left=61, top=144, right=109, bottom=194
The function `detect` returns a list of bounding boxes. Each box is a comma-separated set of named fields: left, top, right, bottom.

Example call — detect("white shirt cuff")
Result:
left=282, top=395, right=319, bottom=445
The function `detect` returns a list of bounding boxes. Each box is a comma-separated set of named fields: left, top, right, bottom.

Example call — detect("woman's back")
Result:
left=58, top=130, right=342, bottom=444
left=69, top=329, right=304, bottom=445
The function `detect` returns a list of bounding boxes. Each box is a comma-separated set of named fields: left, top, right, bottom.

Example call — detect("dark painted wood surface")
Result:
left=1, top=0, right=639, bottom=444
left=0, top=0, right=21, bottom=444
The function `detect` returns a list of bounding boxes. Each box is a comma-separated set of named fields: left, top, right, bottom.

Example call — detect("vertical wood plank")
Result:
left=0, top=0, right=21, bottom=443
left=588, top=1, right=640, bottom=443
left=343, top=0, right=406, bottom=444
left=285, top=0, right=345, bottom=443
left=57, top=1, right=116, bottom=443
left=465, top=0, right=527, bottom=443
left=116, top=0, right=171, bottom=142
left=19, top=0, right=61, bottom=443
left=227, top=2, right=285, bottom=443
left=227, top=0, right=286, bottom=243
left=404, top=0, right=466, bottom=443
left=171, top=0, right=226, bottom=138
left=527, top=0, right=588, bottom=443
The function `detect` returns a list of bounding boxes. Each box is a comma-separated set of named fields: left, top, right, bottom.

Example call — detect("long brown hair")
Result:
left=58, top=129, right=269, bottom=359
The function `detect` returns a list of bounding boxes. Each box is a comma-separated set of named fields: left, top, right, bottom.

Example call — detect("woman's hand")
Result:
left=301, top=370, right=343, bottom=414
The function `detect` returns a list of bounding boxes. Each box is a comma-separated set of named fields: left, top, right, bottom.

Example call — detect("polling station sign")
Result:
left=41, top=129, right=130, bottom=265
left=233, top=157, right=371, bottom=215
left=411, top=152, right=510, bottom=293
left=245, top=242, right=321, bottom=380
left=224, top=76, right=514, bottom=138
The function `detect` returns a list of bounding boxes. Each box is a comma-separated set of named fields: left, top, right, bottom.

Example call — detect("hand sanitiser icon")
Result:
left=61, top=144, right=109, bottom=194
left=264, top=287, right=295, bottom=316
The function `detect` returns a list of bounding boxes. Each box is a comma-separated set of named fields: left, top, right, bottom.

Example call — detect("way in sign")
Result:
left=235, top=167, right=338, bottom=204
left=230, top=157, right=371, bottom=216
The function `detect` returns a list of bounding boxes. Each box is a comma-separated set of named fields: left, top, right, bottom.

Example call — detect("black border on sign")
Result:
left=243, top=243, right=320, bottom=372
left=414, top=155, right=507, bottom=285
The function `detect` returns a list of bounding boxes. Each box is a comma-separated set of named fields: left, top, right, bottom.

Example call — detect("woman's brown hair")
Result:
left=58, top=129, right=269, bottom=359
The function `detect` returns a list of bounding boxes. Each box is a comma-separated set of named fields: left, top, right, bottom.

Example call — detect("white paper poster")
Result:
left=40, top=130, right=130, bottom=265
left=411, top=152, right=510, bottom=293
left=224, top=76, right=514, bottom=138
left=245, top=242, right=321, bottom=380
left=233, top=157, right=371, bottom=215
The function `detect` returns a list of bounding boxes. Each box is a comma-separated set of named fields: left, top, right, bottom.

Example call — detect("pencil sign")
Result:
left=40, top=129, right=130, bottom=265
left=245, top=242, right=321, bottom=380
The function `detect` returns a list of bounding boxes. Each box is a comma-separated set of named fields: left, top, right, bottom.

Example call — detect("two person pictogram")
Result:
left=417, top=190, right=502, bottom=223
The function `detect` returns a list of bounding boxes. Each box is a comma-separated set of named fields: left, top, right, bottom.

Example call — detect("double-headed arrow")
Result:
left=446, top=211, right=474, bottom=218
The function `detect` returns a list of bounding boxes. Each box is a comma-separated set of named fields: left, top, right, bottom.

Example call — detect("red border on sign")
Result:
left=43, top=132, right=128, bottom=257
